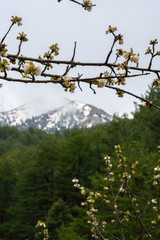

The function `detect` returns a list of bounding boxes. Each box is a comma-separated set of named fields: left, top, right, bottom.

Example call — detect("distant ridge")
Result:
left=0, top=100, right=112, bottom=133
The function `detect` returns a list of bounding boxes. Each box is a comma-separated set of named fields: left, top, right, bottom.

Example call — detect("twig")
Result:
left=96, top=224, right=120, bottom=240
left=78, top=81, right=82, bottom=91
left=106, top=85, right=160, bottom=109
left=105, top=37, right=117, bottom=63
left=71, top=41, right=77, bottom=62
left=148, top=44, right=155, bottom=69
left=1, top=22, right=14, bottom=43
left=89, top=83, right=96, bottom=94
left=17, top=40, right=23, bottom=56
left=126, top=185, right=153, bottom=240
left=69, top=0, right=96, bottom=8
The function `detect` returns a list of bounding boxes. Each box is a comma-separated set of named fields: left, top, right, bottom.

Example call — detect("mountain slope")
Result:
left=0, top=100, right=112, bottom=133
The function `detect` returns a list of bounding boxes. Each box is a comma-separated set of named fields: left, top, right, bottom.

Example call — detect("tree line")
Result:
left=0, top=87, right=160, bottom=239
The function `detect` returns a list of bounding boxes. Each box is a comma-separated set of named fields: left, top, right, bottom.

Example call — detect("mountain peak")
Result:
left=0, top=100, right=112, bottom=133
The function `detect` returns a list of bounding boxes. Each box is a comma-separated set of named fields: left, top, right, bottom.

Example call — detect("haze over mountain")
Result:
left=0, top=99, right=112, bottom=133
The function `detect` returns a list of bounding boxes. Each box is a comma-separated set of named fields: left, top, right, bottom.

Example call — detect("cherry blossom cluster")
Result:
left=34, top=220, right=49, bottom=240
left=72, top=145, right=160, bottom=240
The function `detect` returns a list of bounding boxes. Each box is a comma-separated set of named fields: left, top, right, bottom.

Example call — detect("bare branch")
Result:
left=1, top=22, right=14, bottom=43
left=71, top=41, right=77, bottom=62
left=6, top=54, right=160, bottom=74
left=17, top=40, right=23, bottom=56
left=69, top=0, right=96, bottom=8
left=106, top=85, right=160, bottom=109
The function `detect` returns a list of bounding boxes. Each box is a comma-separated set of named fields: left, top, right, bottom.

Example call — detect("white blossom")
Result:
left=6, top=65, right=12, bottom=71
left=133, top=55, right=139, bottom=64
left=23, top=62, right=42, bottom=76
left=72, top=178, right=79, bottom=183
left=34, top=66, right=42, bottom=76
left=23, top=62, right=30, bottom=74
left=119, top=187, right=124, bottom=192
left=97, top=79, right=107, bottom=88
left=151, top=199, right=157, bottom=204
left=154, top=166, right=160, bottom=171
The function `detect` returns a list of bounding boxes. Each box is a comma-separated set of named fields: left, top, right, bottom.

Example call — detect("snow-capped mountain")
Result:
left=0, top=100, right=112, bottom=133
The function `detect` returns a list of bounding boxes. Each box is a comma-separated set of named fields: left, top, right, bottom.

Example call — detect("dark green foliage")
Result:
left=46, top=198, right=72, bottom=239
left=0, top=87, right=160, bottom=239
left=57, top=225, right=87, bottom=240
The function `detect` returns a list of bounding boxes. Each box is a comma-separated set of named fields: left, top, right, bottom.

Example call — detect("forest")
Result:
left=0, top=87, right=159, bottom=240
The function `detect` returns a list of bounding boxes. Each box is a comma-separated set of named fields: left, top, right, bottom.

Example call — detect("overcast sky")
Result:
left=0, top=0, right=160, bottom=115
